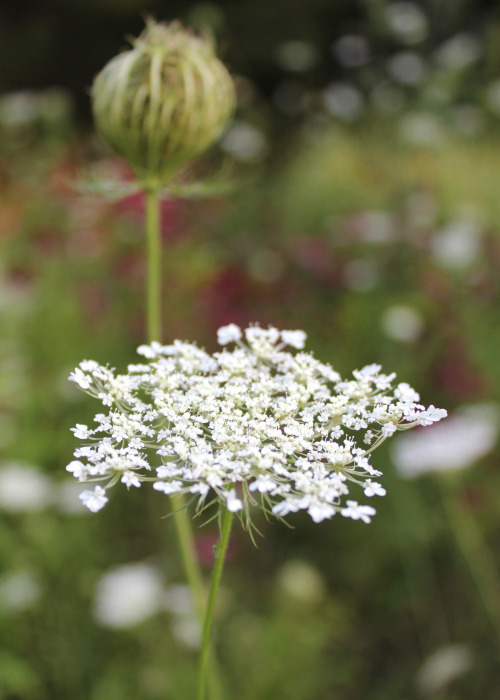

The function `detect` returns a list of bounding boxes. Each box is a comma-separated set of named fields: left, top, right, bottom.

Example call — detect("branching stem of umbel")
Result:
left=145, top=186, right=223, bottom=700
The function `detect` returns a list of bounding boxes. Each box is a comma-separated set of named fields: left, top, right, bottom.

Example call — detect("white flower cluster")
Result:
left=67, top=324, right=446, bottom=524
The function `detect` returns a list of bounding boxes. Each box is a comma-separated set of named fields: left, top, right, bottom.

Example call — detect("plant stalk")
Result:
left=197, top=508, right=234, bottom=700
left=145, top=188, right=162, bottom=343
left=144, top=186, right=223, bottom=700
left=440, top=480, right=500, bottom=645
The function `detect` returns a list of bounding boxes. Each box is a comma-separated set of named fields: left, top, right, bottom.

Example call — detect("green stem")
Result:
left=170, top=495, right=224, bottom=700
left=169, top=493, right=207, bottom=621
left=145, top=188, right=162, bottom=342
left=144, top=186, right=223, bottom=700
left=197, top=509, right=234, bottom=700
left=440, top=479, right=500, bottom=645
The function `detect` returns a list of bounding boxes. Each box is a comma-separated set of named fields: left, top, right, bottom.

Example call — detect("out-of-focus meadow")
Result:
left=2, top=1, right=500, bottom=698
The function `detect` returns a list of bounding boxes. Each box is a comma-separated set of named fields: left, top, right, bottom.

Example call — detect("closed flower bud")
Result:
left=91, top=19, right=236, bottom=188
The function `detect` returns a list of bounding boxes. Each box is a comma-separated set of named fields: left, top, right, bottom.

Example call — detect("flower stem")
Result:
left=144, top=186, right=223, bottom=700
left=145, top=188, right=162, bottom=342
left=197, top=508, right=234, bottom=700
left=168, top=494, right=206, bottom=616
left=440, top=480, right=500, bottom=645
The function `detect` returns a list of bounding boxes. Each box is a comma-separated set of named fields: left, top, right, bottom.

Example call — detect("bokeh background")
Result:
left=2, top=0, right=500, bottom=698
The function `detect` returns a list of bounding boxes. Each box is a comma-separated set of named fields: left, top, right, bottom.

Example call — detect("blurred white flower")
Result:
left=0, top=463, right=53, bottom=512
left=0, top=570, right=42, bottom=612
left=381, top=305, right=424, bottom=342
left=0, top=88, right=73, bottom=130
left=353, top=210, right=397, bottom=244
left=164, top=584, right=200, bottom=649
left=55, top=480, right=89, bottom=515
left=163, top=584, right=194, bottom=616
left=93, top=562, right=165, bottom=629
left=172, top=617, right=201, bottom=649
left=392, top=404, right=499, bottom=478
left=387, top=2, right=428, bottom=45
left=220, top=121, right=267, bottom=161
left=275, top=40, right=319, bottom=72
left=0, top=91, right=39, bottom=127
left=398, top=112, right=446, bottom=147
left=416, top=644, right=473, bottom=695
left=388, top=52, right=427, bottom=85
left=323, top=83, right=364, bottom=121
left=36, top=87, right=74, bottom=127
left=277, top=559, right=325, bottom=604
left=431, top=219, right=482, bottom=270
left=435, top=33, right=481, bottom=71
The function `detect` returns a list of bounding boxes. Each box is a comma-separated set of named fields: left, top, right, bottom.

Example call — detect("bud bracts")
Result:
left=91, top=20, right=236, bottom=187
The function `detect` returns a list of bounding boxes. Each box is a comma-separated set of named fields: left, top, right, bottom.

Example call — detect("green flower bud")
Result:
left=91, top=19, right=236, bottom=189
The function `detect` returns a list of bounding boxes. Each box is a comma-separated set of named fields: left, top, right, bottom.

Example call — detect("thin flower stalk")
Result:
left=144, top=185, right=222, bottom=700
left=145, top=187, right=162, bottom=343
left=440, top=481, right=500, bottom=646
left=197, top=508, right=233, bottom=700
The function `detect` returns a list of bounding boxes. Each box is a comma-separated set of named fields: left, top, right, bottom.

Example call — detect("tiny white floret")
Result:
left=66, top=460, right=88, bottom=481
left=121, top=471, right=141, bottom=488
left=225, top=489, right=243, bottom=512
left=217, top=324, right=242, bottom=345
left=137, top=344, right=157, bottom=359
left=363, top=480, right=387, bottom=497
left=341, top=500, right=376, bottom=524
left=79, top=486, right=108, bottom=512
left=281, top=330, right=307, bottom=349
left=417, top=405, right=448, bottom=426
left=80, top=360, right=99, bottom=371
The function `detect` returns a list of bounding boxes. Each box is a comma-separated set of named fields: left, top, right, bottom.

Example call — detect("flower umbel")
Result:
left=67, top=325, right=446, bottom=526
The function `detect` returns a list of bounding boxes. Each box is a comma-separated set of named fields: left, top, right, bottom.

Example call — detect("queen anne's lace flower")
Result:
left=67, top=325, right=446, bottom=525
